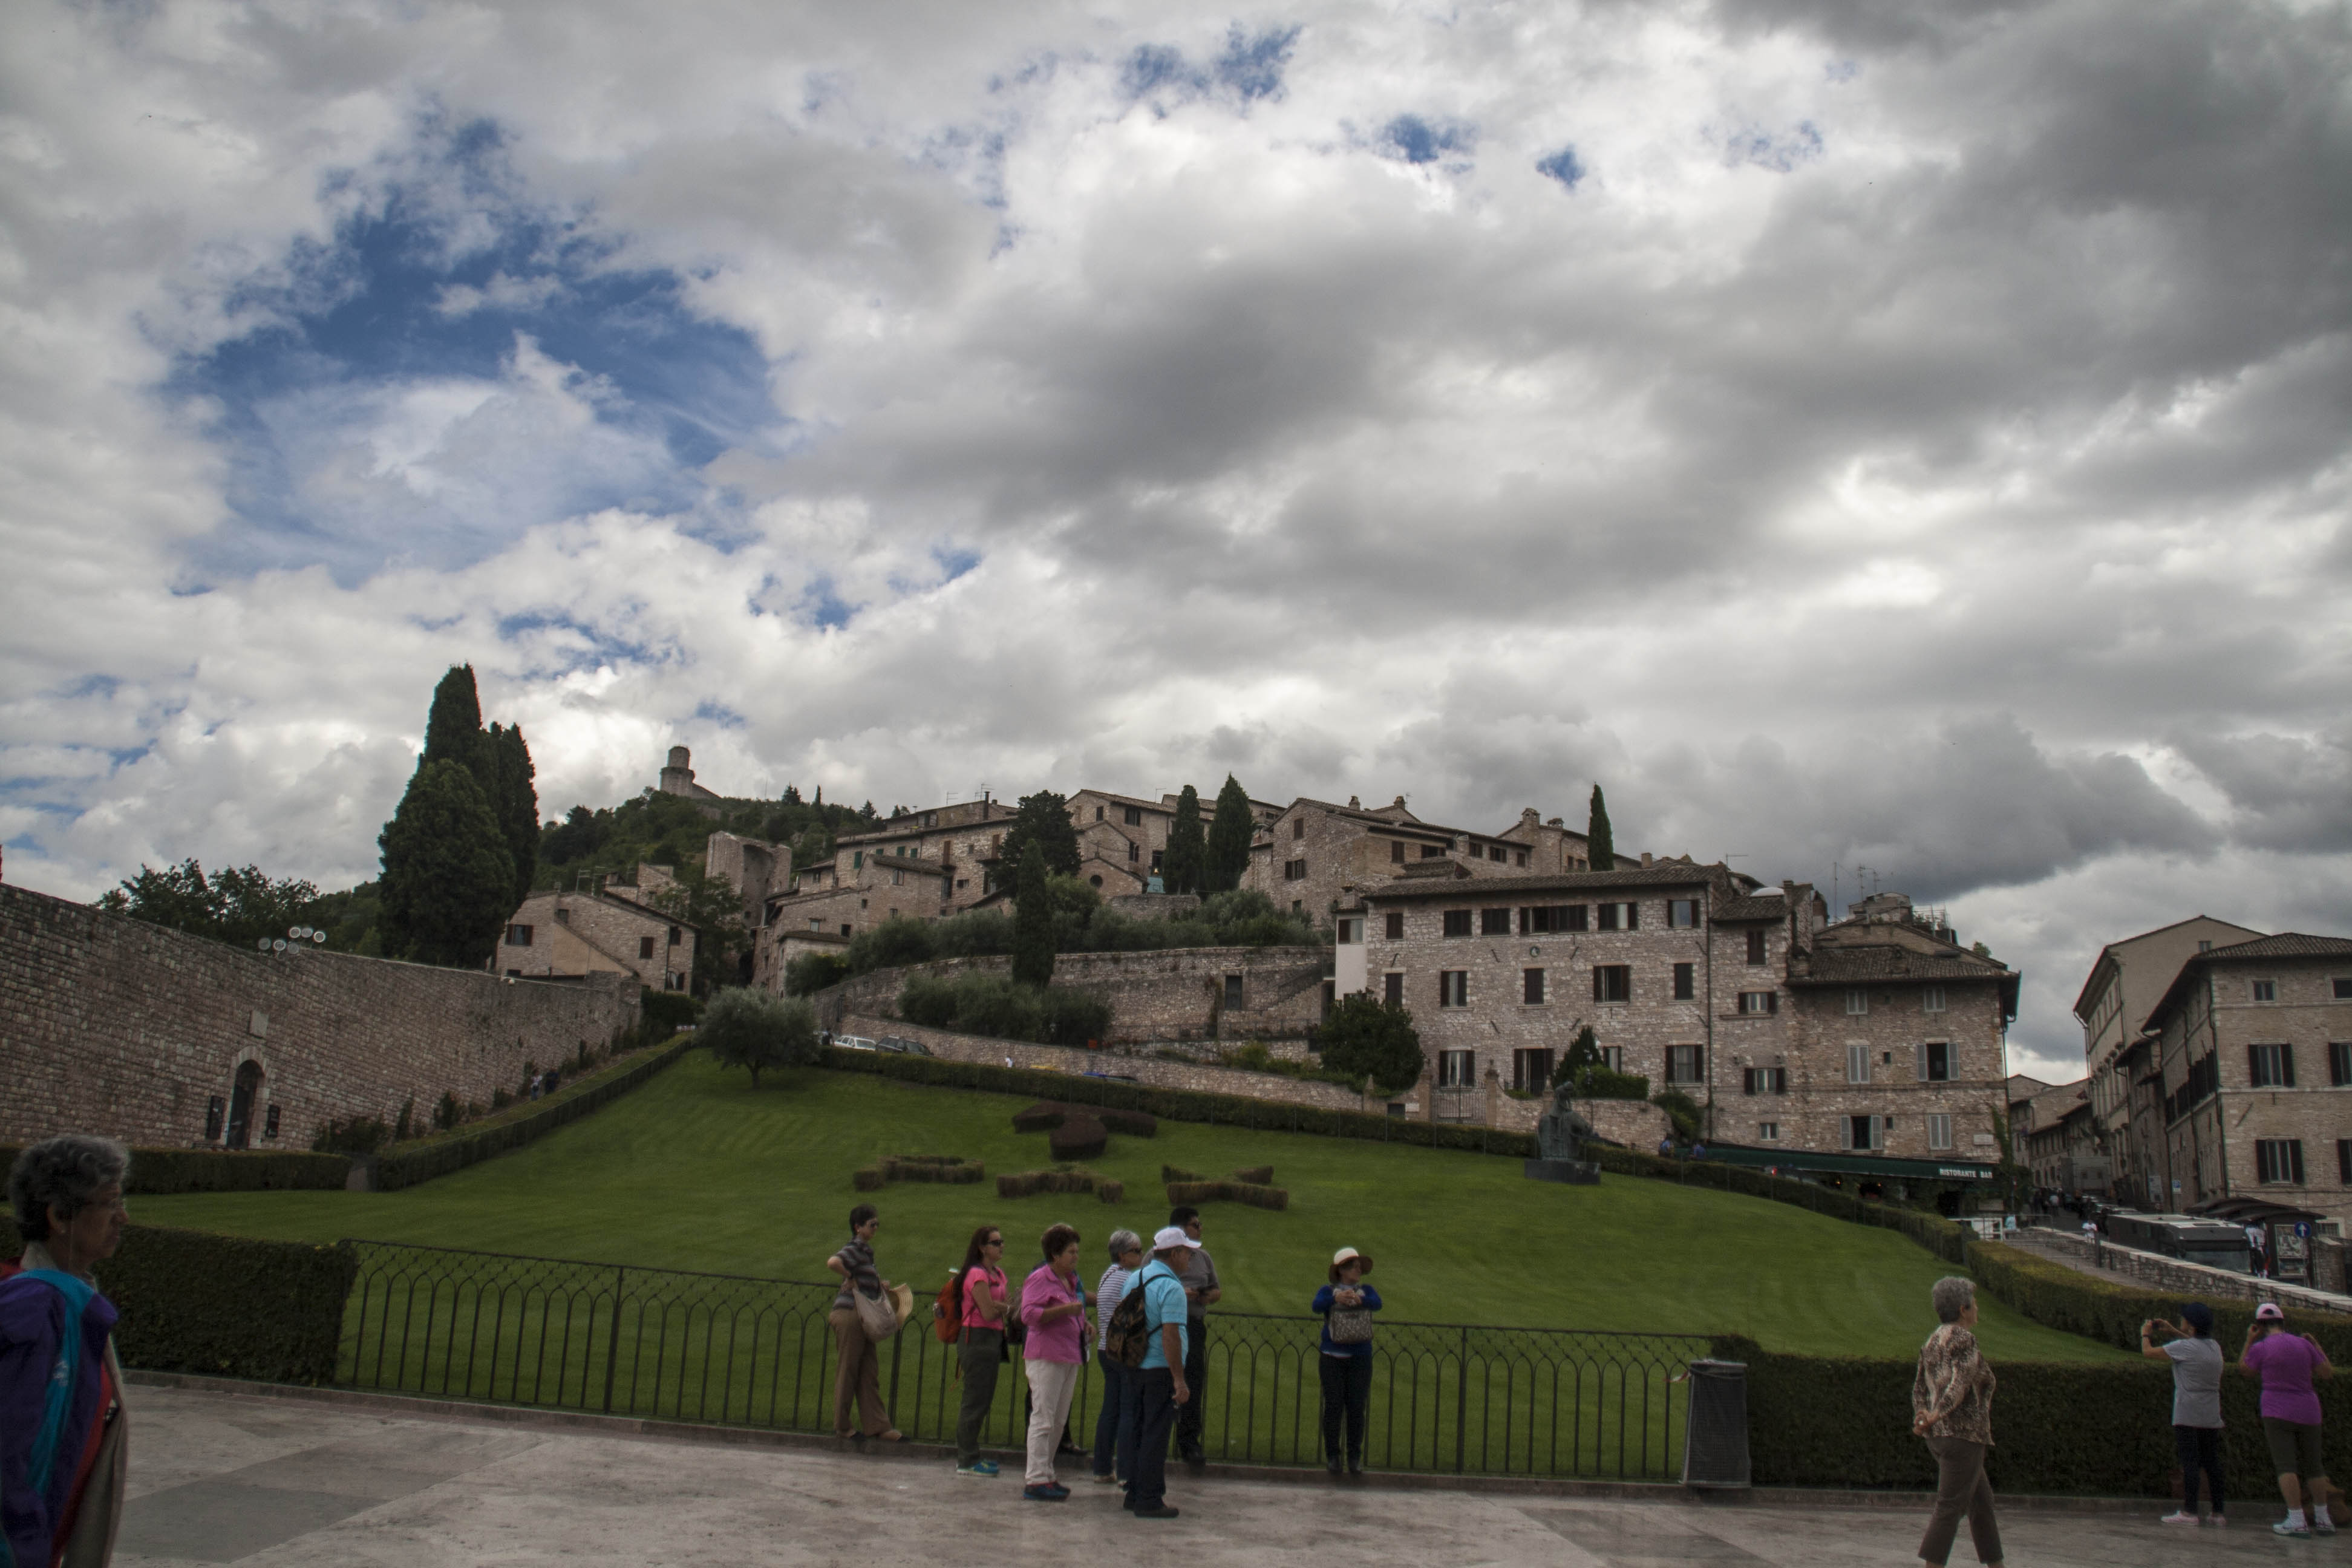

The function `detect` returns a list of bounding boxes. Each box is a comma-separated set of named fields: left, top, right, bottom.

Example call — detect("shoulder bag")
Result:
left=1326, top=1288, right=1374, bottom=1345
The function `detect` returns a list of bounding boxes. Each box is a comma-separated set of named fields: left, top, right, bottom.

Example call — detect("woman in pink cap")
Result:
left=2241, top=1302, right=2336, bottom=1537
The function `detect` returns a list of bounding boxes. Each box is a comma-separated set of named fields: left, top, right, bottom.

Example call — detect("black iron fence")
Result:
left=338, top=1240, right=1707, bottom=1479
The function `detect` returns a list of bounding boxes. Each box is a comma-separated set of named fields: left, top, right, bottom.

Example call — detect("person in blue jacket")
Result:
left=3, top=1135, right=131, bottom=1568
left=1312, top=1246, right=1382, bottom=1476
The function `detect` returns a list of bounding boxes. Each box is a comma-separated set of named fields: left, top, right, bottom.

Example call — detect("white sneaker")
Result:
left=2160, top=1512, right=2197, bottom=1526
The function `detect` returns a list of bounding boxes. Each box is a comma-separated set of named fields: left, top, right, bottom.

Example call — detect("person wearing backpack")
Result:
left=1110, top=1226, right=1195, bottom=1520
left=1312, top=1246, right=1381, bottom=1476
left=951, top=1225, right=1010, bottom=1478
left=1091, top=1230, right=1144, bottom=1486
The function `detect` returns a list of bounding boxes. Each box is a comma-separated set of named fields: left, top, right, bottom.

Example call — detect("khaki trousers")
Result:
left=829, top=1307, right=888, bottom=1437
left=1918, top=1436, right=2003, bottom=1566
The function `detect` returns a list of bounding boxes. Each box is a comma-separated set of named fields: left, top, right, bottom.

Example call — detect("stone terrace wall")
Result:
left=0, top=883, right=639, bottom=1151
left=822, top=946, right=1331, bottom=1044
left=2005, top=1226, right=2352, bottom=1312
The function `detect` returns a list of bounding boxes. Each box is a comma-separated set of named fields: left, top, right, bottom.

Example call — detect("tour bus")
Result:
left=2100, top=1210, right=2252, bottom=1273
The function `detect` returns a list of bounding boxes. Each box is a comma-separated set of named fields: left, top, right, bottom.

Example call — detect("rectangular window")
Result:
left=1523, top=968, right=1547, bottom=1005
left=1665, top=1045, right=1702, bottom=1084
left=1918, top=1041, right=1952, bottom=1082
left=1293, top=817, right=1305, bottom=840
left=1443, top=909, right=1474, bottom=938
left=1385, top=912, right=1405, bottom=940
left=1284, top=858, right=1307, bottom=881
left=1738, top=991, right=1778, bottom=1015
left=1438, top=1050, right=1475, bottom=1088
left=1391, top=840, right=1406, bottom=863
left=1383, top=972, right=1403, bottom=1006
left=2332, top=1042, right=2352, bottom=1087
left=1667, top=898, right=1700, bottom=929
left=1515, top=850, right=1528, bottom=867
left=1845, top=988, right=1869, bottom=1016
left=1599, top=1046, right=1624, bottom=1072
left=554, top=907, right=570, bottom=924
left=1523, top=904, right=1579, bottom=934
left=1125, top=806, right=1143, bottom=826
left=1922, top=986, right=1947, bottom=1014
left=2340, top=1139, right=2352, bottom=1186
left=1561, top=904, right=1588, bottom=931
left=505, top=924, right=533, bottom=946
left=1847, top=1044, right=1871, bottom=1084
left=1512, top=1048, right=1555, bottom=1093
left=2336, top=979, right=2352, bottom=1000
left=2254, top=979, right=2278, bottom=1002
left=1151, top=849, right=1163, bottom=872
left=1223, top=975, right=1244, bottom=1008
left=852, top=851, right=863, bottom=868
left=1096, top=805, right=1106, bottom=820
left=1338, top=918, right=1361, bottom=944
left=1593, top=965, right=1631, bottom=1003
left=639, top=936, right=656, bottom=960
left=2257, top=1138, right=2307, bottom=1184
left=1745, top=929, right=1767, bottom=965
left=1744, top=1066, right=1786, bottom=1095
left=1927, top=1114, right=1954, bottom=1152
left=2249, top=1042, right=2295, bottom=1088
left=1421, top=844, right=1446, bottom=858
left=1757, top=1122, right=1780, bottom=1143
left=1847, top=1114, right=1884, bottom=1151
left=1481, top=907, right=1512, bottom=936
left=1673, top=962, right=1695, bottom=1001
left=1439, top=970, right=1468, bottom=1007
left=1596, top=901, right=1639, bottom=932
left=1129, top=841, right=1141, bottom=862
left=892, top=870, right=903, bottom=886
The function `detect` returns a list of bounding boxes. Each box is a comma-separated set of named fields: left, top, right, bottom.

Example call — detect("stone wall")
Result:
left=820, top=946, right=1331, bottom=1044
left=2006, top=1227, right=2352, bottom=1313
left=0, top=883, right=639, bottom=1151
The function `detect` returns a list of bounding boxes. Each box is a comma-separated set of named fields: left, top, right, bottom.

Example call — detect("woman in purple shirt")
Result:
left=2241, top=1302, right=2336, bottom=1537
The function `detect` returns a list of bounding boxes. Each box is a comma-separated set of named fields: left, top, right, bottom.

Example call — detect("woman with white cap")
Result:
left=1311, top=1246, right=1382, bottom=1475
left=2241, top=1301, right=2336, bottom=1536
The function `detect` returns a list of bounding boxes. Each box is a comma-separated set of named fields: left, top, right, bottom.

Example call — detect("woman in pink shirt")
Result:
left=1019, top=1223, right=1092, bottom=1501
left=2242, top=1302, right=2337, bottom=1537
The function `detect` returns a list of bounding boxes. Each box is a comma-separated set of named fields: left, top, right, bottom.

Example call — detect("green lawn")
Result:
left=137, top=1056, right=2119, bottom=1361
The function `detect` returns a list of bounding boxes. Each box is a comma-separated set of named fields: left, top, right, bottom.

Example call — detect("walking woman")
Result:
left=2, top=1137, right=132, bottom=1568
left=2141, top=1303, right=2224, bottom=1525
left=2241, top=1301, right=2336, bottom=1535
left=952, top=1224, right=1010, bottom=1478
left=1312, top=1246, right=1382, bottom=1475
left=1019, top=1223, right=1091, bottom=1501
left=1911, top=1276, right=2004, bottom=1568
left=1092, top=1230, right=1144, bottom=1486
left=822, top=1203, right=903, bottom=1445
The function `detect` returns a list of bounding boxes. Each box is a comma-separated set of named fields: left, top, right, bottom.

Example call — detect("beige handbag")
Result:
left=855, top=1279, right=905, bottom=1340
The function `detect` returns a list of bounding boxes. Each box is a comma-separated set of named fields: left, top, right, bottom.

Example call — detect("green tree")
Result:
left=1163, top=785, right=1205, bottom=894
left=99, top=859, right=323, bottom=948
left=783, top=950, right=851, bottom=995
left=1315, top=993, right=1424, bottom=1094
left=646, top=861, right=749, bottom=993
left=1550, top=1023, right=1602, bottom=1088
left=377, top=759, right=516, bottom=966
left=1586, top=783, right=1616, bottom=871
left=488, top=721, right=538, bottom=907
left=998, top=791, right=1081, bottom=880
left=1010, top=840, right=1055, bottom=986
left=699, top=987, right=819, bottom=1088
left=1203, top=774, right=1255, bottom=893
left=1652, top=1086, right=1703, bottom=1142
left=422, top=664, right=488, bottom=774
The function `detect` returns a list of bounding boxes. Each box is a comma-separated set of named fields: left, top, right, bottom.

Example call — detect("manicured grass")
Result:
left=138, top=1057, right=2121, bottom=1361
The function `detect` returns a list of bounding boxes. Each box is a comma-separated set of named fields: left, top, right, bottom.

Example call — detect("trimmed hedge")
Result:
left=1099, top=1107, right=1158, bottom=1138
left=998, top=1168, right=1124, bottom=1203
left=1161, top=1164, right=1204, bottom=1183
left=1048, top=1114, right=1109, bottom=1161
left=1970, top=1240, right=2352, bottom=1360
left=373, top=1034, right=693, bottom=1191
left=852, top=1155, right=985, bottom=1191
left=1589, top=1145, right=1971, bottom=1264
left=1714, top=1331, right=2352, bottom=1497
left=1232, top=1165, right=1273, bottom=1184
left=1012, top=1100, right=1157, bottom=1139
left=2, top=1215, right=355, bottom=1384
left=1166, top=1180, right=1287, bottom=1211
left=0, top=1146, right=350, bottom=1197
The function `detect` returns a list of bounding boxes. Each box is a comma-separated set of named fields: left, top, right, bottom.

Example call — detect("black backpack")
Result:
left=1103, top=1273, right=1154, bottom=1368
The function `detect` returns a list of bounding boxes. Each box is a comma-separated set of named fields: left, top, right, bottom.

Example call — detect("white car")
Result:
left=831, top=1034, right=880, bottom=1052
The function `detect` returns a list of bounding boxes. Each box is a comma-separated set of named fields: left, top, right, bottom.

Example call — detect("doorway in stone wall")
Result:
left=225, top=1061, right=264, bottom=1149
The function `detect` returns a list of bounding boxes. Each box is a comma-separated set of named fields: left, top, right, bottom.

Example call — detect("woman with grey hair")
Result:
left=1910, top=1275, right=2003, bottom=1568
left=1090, top=1228, right=1145, bottom=1485
left=3, top=1135, right=132, bottom=1568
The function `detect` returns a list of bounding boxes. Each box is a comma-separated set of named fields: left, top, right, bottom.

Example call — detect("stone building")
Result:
left=2151, top=933, right=2352, bottom=1228
left=704, top=831, right=794, bottom=929
left=1346, top=867, right=2014, bottom=1163
left=2019, top=1081, right=2106, bottom=1194
left=656, top=745, right=726, bottom=814
left=1248, top=796, right=1595, bottom=931
left=499, top=889, right=699, bottom=991
left=2074, top=915, right=2264, bottom=1209
left=814, top=797, right=1016, bottom=912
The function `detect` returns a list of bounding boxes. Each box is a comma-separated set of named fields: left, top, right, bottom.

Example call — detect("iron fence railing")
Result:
left=338, top=1240, right=1707, bottom=1479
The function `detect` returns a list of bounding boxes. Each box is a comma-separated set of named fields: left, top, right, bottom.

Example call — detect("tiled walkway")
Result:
left=113, top=1382, right=2331, bottom=1566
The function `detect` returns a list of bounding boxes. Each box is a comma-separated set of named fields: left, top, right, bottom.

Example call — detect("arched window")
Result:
left=226, top=1060, right=265, bottom=1150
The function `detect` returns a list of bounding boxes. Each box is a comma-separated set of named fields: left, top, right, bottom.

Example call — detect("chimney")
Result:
left=1348, top=795, right=1361, bottom=808
left=1641, top=851, right=1653, bottom=867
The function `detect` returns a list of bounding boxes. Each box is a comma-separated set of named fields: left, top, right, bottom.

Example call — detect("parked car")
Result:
left=832, top=1034, right=880, bottom=1052
left=875, top=1036, right=933, bottom=1057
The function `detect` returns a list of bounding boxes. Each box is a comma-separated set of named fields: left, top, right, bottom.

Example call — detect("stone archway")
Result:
left=225, top=1060, right=265, bottom=1149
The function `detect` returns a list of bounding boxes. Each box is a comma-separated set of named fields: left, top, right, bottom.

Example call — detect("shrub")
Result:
left=1037, top=985, right=1113, bottom=1048
left=641, top=988, right=699, bottom=1033
left=1651, top=1087, right=1703, bottom=1140
left=433, top=1090, right=461, bottom=1132
left=0, top=1147, right=354, bottom=1196
left=1218, top=1042, right=1361, bottom=1088
left=998, top=1166, right=1122, bottom=1203
left=309, top=1116, right=391, bottom=1155
left=1165, top=1180, right=1287, bottom=1211
left=699, top=986, right=820, bottom=1087
left=1048, top=1112, right=1109, bottom=1161
left=854, top=1154, right=987, bottom=1191
left=1314, top=993, right=1423, bottom=1093
left=1099, top=1107, right=1157, bottom=1137
left=1232, top=1165, right=1273, bottom=1184
left=848, top=913, right=943, bottom=975
left=784, top=950, right=851, bottom=995
left=1566, top=1067, right=1651, bottom=1100
left=1162, top=1164, right=1204, bottom=1182
left=374, top=1035, right=693, bottom=1191
left=1968, top=1240, right=2352, bottom=1359
left=1013, top=1101, right=1070, bottom=1133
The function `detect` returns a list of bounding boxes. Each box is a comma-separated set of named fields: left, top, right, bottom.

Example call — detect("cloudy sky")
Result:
left=4, top=0, right=2347, bottom=1078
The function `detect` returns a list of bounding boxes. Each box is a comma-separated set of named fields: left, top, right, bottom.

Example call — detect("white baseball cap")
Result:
left=1152, top=1226, right=1191, bottom=1251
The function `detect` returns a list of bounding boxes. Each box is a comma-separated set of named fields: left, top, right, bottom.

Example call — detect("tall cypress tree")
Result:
left=1163, top=785, right=1205, bottom=895
left=1203, top=774, right=1256, bottom=894
left=377, top=759, right=516, bottom=966
left=421, top=665, right=487, bottom=774
left=1010, top=840, right=1054, bottom=987
left=999, top=791, right=1082, bottom=879
left=488, top=722, right=538, bottom=907
left=1586, top=784, right=1615, bottom=872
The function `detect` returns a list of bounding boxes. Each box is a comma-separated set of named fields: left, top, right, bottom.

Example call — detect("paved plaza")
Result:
left=114, top=1380, right=2332, bottom=1567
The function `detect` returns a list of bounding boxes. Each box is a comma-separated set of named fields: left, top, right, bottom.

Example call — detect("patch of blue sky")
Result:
left=1120, top=24, right=1299, bottom=105
left=494, top=611, right=663, bottom=673
left=171, top=117, right=781, bottom=585
left=1536, top=145, right=1586, bottom=190
left=803, top=577, right=857, bottom=632
left=692, top=701, right=748, bottom=730
left=1727, top=120, right=1824, bottom=172
left=1379, top=114, right=1477, bottom=166
left=933, top=546, right=981, bottom=583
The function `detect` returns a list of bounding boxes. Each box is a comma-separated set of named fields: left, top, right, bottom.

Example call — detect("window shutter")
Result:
left=2293, top=1141, right=2307, bottom=1184
left=2284, top=1044, right=2298, bottom=1087
left=2249, top=1043, right=2264, bottom=1085
left=1915, top=1044, right=1927, bottom=1082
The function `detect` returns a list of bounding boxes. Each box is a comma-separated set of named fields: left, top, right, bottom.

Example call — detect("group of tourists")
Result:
left=1911, top=1275, right=2339, bottom=1568
left=822, top=1201, right=1381, bottom=1516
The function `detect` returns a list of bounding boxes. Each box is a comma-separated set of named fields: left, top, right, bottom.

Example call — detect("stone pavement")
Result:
left=113, top=1381, right=2329, bottom=1567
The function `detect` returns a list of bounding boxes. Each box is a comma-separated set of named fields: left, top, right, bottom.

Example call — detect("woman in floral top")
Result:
left=1911, top=1276, right=2004, bottom=1568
